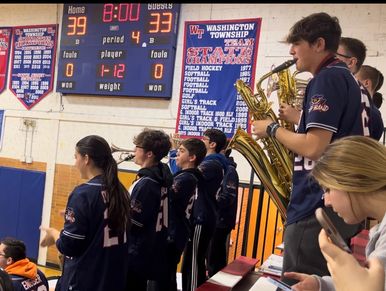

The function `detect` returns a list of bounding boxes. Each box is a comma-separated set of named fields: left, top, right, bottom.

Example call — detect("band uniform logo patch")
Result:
left=309, top=95, right=329, bottom=112
left=131, top=199, right=142, bottom=214
left=65, top=208, right=76, bottom=223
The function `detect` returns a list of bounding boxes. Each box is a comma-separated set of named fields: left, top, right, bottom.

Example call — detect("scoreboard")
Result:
left=56, top=3, right=180, bottom=98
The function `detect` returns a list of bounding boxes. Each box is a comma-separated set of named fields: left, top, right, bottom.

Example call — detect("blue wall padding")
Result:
left=0, top=166, right=46, bottom=260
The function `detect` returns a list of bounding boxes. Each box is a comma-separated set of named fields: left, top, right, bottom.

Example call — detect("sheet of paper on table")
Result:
left=207, top=271, right=243, bottom=288
left=249, top=276, right=279, bottom=291
left=259, top=254, right=283, bottom=277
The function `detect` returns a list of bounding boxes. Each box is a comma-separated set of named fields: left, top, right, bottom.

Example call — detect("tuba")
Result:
left=111, top=143, right=176, bottom=164
left=229, top=59, right=298, bottom=221
left=228, top=127, right=288, bottom=218
left=111, top=144, right=135, bottom=164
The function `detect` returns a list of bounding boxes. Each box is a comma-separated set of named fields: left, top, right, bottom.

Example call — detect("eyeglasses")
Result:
left=321, top=187, right=330, bottom=200
left=336, top=52, right=353, bottom=59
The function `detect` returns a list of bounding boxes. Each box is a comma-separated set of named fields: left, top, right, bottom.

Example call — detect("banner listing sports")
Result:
left=176, top=18, right=262, bottom=138
left=9, top=25, right=57, bottom=110
left=0, top=28, right=12, bottom=94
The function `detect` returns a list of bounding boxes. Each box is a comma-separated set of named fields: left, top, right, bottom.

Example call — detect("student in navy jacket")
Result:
left=167, top=138, right=207, bottom=291
left=127, top=128, right=173, bottom=291
left=207, top=146, right=239, bottom=277
left=336, top=37, right=384, bottom=141
left=40, top=135, right=131, bottom=291
left=182, top=129, right=227, bottom=291
left=0, top=238, right=48, bottom=291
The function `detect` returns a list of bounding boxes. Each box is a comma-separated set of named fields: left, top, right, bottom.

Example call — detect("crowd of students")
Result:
left=36, top=128, right=239, bottom=291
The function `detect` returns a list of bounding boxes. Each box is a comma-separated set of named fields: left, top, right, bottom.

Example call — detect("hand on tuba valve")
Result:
left=111, top=143, right=136, bottom=165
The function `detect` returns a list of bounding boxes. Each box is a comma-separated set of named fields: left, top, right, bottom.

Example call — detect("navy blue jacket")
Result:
left=10, top=269, right=48, bottom=291
left=127, top=162, right=173, bottom=280
left=56, top=176, right=130, bottom=291
left=194, top=154, right=226, bottom=229
left=288, top=57, right=369, bottom=225
left=358, top=82, right=384, bottom=141
left=216, top=157, right=239, bottom=229
left=168, top=168, right=200, bottom=254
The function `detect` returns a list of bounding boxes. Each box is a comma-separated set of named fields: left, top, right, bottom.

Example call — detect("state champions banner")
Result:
left=176, top=18, right=262, bottom=139
left=9, top=24, right=57, bottom=110
left=0, top=28, right=12, bottom=94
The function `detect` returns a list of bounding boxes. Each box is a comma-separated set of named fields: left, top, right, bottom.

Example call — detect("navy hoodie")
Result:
left=193, top=153, right=227, bottom=229
left=127, top=162, right=173, bottom=280
left=216, top=157, right=239, bottom=229
left=56, top=175, right=130, bottom=291
left=168, top=168, right=201, bottom=253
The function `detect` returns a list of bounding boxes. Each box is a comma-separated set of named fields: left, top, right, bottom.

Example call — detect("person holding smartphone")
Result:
left=284, top=135, right=386, bottom=291
left=319, top=229, right=384, bottom=291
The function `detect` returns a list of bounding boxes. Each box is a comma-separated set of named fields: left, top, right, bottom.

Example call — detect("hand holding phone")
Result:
left=315, top=207, right=352, bottom=253
left=319, top=230, right=385, bottom=291
left=266, top=277, right=292, bottom=291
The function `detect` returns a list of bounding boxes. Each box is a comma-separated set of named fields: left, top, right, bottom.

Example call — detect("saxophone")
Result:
left=229, top=59, right=298, bottom=221
left=228, top=127, right=288, bottom=219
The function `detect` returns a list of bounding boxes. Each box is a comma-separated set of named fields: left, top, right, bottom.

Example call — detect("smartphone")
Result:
left=266, top=277, right=292, bottom=291
left=315, top=207, right=352, bottom=253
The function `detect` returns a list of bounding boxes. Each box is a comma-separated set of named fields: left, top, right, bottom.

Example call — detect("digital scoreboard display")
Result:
left=57, top=3, right=180, bottom=98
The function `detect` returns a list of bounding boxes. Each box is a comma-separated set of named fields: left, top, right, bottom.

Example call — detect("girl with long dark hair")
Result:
left=40, top=135, right=131, bottom=291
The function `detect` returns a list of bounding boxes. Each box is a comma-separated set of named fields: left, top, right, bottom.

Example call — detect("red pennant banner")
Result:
left=0, top=28, right=12, bottom=93
left=9, top=24, right=57, bottom=110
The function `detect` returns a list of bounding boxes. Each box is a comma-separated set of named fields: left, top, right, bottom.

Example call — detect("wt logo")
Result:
left=189, top=25, right=204, bottom=39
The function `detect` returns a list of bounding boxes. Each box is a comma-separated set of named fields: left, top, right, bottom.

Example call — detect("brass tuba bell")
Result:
left=111, top=143, right=176, bottom=164
left=111, top=143, right=135, bottom=165
left=291, top=71, right=309, bottom=110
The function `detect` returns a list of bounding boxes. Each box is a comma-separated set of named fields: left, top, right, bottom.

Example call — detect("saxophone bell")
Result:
left=266, top=69, right=279, bottom=98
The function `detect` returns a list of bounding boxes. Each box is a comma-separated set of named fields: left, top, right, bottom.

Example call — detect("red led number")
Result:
left=67, top=16, right=87, bottom=35
left=103, top=3, right=140, bottom=23
left=153, top=63, right=163, bottom=79
left=131, top=30, right=140, bottom=44
left=100, top=64, right=125, bottom=79
left=114, top=64, right=125, bottom=78
left=65, top=63, right=74, bottom=77
left=149, top=12, right=172, bottom=33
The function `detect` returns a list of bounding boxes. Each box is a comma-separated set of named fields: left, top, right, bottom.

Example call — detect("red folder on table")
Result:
left=196, top=256, right=259, bottom=291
